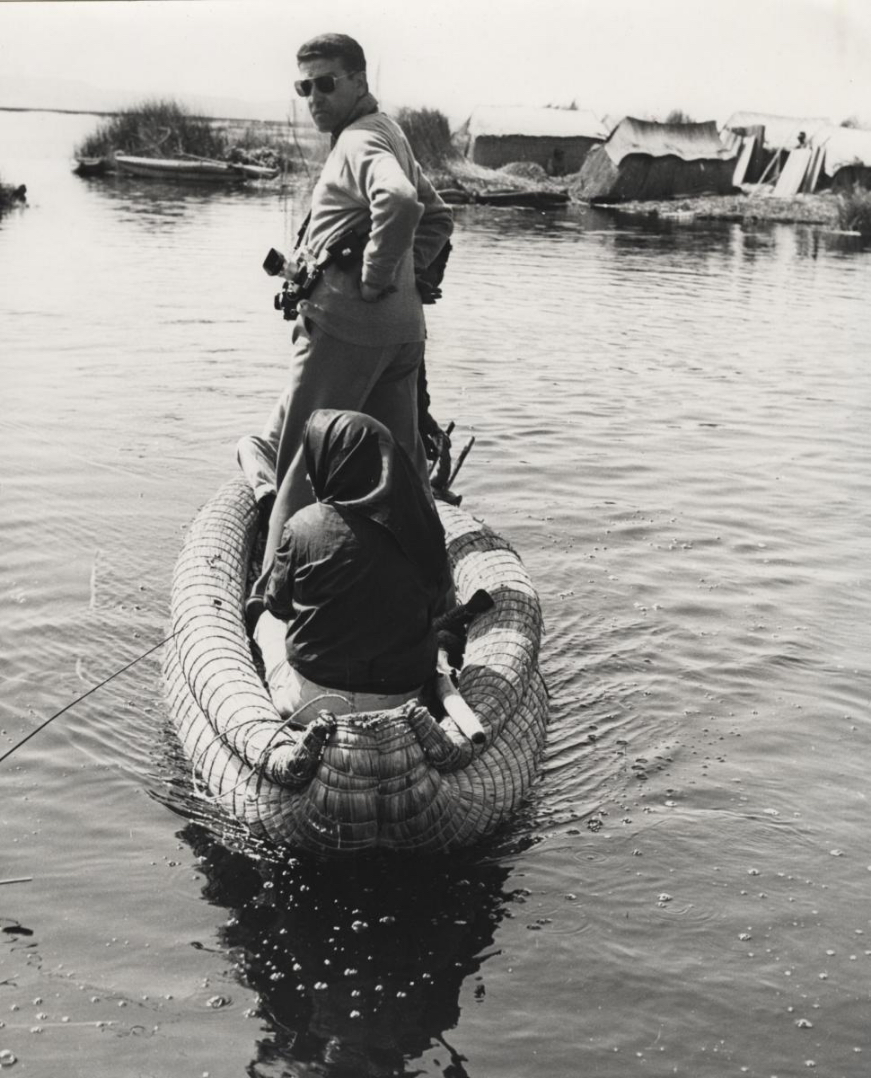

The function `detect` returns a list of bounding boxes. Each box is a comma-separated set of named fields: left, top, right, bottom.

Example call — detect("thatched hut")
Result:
left=459, top=106, right=607, bottom=174
left=571, top=117, right=737, bottom=202
left=810, top=124, right=871, bottom=190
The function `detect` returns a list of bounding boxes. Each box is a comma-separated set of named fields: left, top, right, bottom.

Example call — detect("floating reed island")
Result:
left=69, top=98, right=871, bottom=234
left=73, top=98, right=290, bottom=177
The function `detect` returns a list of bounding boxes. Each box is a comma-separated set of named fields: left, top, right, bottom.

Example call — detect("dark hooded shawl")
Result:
left=265, top=410, right=448, bottom=693
left=303, top=409, right=447, bottom=583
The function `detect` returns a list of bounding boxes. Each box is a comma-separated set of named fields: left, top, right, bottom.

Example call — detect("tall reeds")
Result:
left=836, top=185, right=871, bottom=235
left=394, top=107, right=458, bottom=171
left=664, top=108, right=695, bottom=125
left=75, top=99, right=229, bottom=160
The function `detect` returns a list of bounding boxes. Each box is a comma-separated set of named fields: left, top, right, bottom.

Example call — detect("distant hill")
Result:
left=0, top=74, right=294, bottom=123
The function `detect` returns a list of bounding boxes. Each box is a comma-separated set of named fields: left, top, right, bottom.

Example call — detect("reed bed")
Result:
left=606, top=192, right=841, bottom=225
left=836, top=185, right=871, bottom=234
left=394, top=107, right=458, bottom=171
left=75, top=99, right=229, bottom=160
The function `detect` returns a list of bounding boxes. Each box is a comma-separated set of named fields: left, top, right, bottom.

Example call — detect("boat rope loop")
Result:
left=190, top=694, right=346, bottom=800
left=0, top=634, right=177, bottom=769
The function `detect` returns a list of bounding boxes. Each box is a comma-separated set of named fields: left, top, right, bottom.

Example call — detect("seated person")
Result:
left=252, top=409, right=450, bottom=721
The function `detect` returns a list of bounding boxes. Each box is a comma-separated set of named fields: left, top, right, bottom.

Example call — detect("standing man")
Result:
left=239, top=32, right=453, bottom=617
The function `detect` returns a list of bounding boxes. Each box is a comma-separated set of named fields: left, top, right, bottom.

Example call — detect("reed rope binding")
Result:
left=0, top=634, right=176, bottom=768
left=189, top=692, right=350, bottom=803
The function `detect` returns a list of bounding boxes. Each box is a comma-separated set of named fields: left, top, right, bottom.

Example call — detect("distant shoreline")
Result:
left=0, top=104, right=286, bottom=125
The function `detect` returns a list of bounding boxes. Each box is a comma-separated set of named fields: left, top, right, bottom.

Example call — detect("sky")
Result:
left=1, top=0, right=870, bottom=127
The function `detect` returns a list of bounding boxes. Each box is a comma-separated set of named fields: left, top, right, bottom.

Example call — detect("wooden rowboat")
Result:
left=163, top=477, right=548, bottom=856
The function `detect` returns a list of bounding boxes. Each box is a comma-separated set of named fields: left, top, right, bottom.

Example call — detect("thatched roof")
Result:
left=723, top=111, right=830, bottom=150
left=811, top=124, right=871, bottom=173
left=603, top=117, right=736, bottom=163
left=464, top=105, right=607, bottom=141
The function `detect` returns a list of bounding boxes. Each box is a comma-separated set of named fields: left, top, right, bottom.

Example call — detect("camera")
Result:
left=264, top=229, right=367, bottom=322
left=262, top=247, right=286, bottom=276
left=272, top=261, right=313, bottom=322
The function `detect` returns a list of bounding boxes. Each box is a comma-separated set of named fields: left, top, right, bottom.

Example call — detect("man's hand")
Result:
left=360, top=282, right=397, bottom=303
left=282, top=255, right=302, bottom=280
left=415, top=278, right=443, bottom=305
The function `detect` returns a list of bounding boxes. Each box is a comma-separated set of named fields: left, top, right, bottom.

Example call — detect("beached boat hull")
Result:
left=73, top=156, right=111, bottom=177
left=163, top=478, right=548, bottom=856
left=114, top=154, right=246, bottom=183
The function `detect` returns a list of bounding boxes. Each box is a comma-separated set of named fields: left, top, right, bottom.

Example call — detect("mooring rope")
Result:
left=0, top=634, right=176, bottom=768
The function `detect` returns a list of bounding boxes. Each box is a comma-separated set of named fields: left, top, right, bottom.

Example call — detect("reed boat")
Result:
left=114, top=154, right=255, bottom=183
left=233, top=161, right=281, bottom=181
left=163, top=477, right=548, bottom=856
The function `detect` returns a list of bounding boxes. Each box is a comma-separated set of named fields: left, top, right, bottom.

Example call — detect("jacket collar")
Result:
left=331, top=92, right=379, bottom=145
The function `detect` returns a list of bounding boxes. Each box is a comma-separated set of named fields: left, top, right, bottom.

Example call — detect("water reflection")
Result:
left=181, top=824, right=513, bottom=1077
left=79, top=172, right=294, bottom=232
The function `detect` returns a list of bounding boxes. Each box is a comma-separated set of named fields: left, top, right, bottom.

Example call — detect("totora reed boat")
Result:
left=114, top=154, right=279, bottom=183
left=163, top=476, right=548, bottom=856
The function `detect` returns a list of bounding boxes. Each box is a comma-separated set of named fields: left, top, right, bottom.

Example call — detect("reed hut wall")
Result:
left=470, top=133, right=601, bottom=173
left=571, top=117, right=737, bottom=202
left=461, top=106, right=607, bottom=174
left=826, top=165, right=871, bottom=191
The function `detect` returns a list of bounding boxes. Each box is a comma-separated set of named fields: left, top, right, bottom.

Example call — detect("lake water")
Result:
left=2, top=111, right=870, bottom=1078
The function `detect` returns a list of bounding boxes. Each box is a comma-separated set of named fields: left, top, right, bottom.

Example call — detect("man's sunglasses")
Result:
left=294, top=71, right=361, bottom=97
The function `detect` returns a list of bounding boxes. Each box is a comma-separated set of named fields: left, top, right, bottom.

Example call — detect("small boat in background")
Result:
left=233, top=161, right=281, bottom=181
left=73, top=152, right=279, bottom=184
left=73, top=156, right=111, bottom=177
left=474, top=188, right=570, bottom=208
left=436, top=186, right=570, bottom=209
left=114, top=153, right=246, bottom=183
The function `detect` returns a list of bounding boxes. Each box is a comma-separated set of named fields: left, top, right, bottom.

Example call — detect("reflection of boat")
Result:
left=182, top=822, right=512, bottom=1076
left=114, top=153, right=247, bottom=182
left=73, top=156, right=111, bottom=177
left=164, top=477, right=548, bottom=856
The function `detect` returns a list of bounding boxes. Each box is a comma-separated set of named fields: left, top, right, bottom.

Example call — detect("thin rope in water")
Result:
left=0, top=634, right=176, bottom=768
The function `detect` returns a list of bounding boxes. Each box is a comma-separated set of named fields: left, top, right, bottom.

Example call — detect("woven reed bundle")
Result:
left=163, top=477, right=548, bottom=855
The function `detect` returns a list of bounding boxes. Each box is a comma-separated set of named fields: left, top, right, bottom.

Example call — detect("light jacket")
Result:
left=297, top=94, right=453, bottom=346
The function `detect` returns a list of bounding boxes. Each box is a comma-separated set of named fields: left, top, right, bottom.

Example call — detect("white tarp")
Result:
left=723, top=111, right=830, bottom=150
left=772, top=147, right=813, bottom=197
left=810, top=125, right=871, bottom=175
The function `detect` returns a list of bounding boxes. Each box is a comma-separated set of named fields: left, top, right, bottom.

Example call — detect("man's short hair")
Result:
left=296, top=33, right=366, bottom=73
